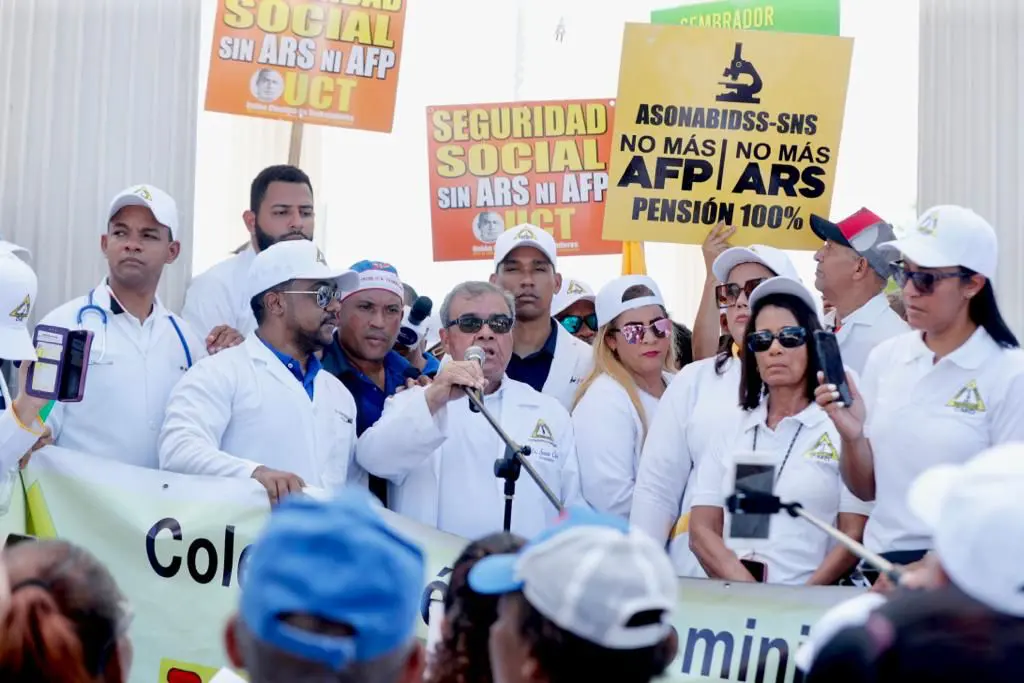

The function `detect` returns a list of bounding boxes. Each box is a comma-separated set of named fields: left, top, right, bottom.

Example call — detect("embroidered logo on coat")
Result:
left=946, top=380, right=985, bottom=414
left=9, top=295, right=30, bottom=322
left=805, top=433, right=838, bottom=463
left=530, top=419, right=555, bottom=443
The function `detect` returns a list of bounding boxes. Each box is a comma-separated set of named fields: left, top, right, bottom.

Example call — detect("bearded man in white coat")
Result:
left=159, top=240, right=363, bottom=504
left=489, top=225, right=592, bottom=410
left=356, top=280, right=585, bottom=539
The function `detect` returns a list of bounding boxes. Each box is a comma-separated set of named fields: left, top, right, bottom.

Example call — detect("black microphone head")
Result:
left=408, top=296, right=433, bottom=326
left=464, top=346, right=486, bottom=366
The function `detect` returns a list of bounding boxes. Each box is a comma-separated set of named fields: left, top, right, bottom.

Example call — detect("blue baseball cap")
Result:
left=468, top=507, right=677, bottom=649
left=240, top=488, right=425, bottom=670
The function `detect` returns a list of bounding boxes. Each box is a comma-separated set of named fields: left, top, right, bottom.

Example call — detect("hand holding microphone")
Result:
left=424, top=347, right=486, bottom=416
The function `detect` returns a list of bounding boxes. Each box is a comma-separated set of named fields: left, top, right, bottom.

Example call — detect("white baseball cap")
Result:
left=0, top=251, right=39, bottom=361
left=880, top=205, right=998, bottom=280
left=711, top=244, right=801, bottom=283
left=469, top=513, right=677, bottom=650
left=595, top=276, right=665, bottom=327
left=0, top=240, right=30, bottom=261
left=906, top=442, right=1024, bottom=617
left=552, top=279, right=596, bottom=317
left=493, top=224, right=557, bottom=269
left=247, top=240, right=358, bottom=301
left=341, top=260, right=404, bottom=303
left=748, top=276, right=820, bottom=318
left=107, top=184, right=180, bottom=237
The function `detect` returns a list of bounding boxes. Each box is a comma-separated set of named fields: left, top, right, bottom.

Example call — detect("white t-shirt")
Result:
left=832, top=292, right=910, bottom=375
left=571, top=372, right=669, bottom=519
left=860, top=328, right=1024, bottom=553
left=630, top=356, right=743, bottom=577
left=691, top=402, right=872, bottom=585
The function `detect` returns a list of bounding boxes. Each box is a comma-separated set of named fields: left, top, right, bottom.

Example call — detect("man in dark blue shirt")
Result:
left=322, top=260, right=423, bottom=505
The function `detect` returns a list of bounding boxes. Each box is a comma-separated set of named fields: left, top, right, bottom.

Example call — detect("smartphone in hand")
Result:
left=814, top=330, right=853, bottom=406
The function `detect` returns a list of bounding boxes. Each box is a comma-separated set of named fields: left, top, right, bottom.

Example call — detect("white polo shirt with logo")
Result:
left=832, top=292, right=910, bottom=374
left=860, top=327, right=1024, bottom=553
left=691, top=401, right=872, bottom=585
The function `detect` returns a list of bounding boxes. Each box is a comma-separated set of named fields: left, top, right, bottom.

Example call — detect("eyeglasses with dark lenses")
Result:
left=891, top=261, right=968, bottom=295
left=715, top=278, right=767, bottom=308
left=614, top=318, right=674, bottom=345
left=559, top=313, right=598, bottom=334
left=747, top=326, right=808, bottom=353
left=445, top=313, right=514, bottom=335
left=280, top=285, right=342, bottom=308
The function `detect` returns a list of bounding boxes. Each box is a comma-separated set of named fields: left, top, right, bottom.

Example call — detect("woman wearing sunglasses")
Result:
left=630, top=244, right=802, bottom=577
left=551, top=278, right=597, bottom=345
left=816, top=206, right=1024, bottom=569
left=0, top=539, right=134, bottom=682
left=569, top=276, right=676, bottom=518
left=689, top=276, right=871, bottom=585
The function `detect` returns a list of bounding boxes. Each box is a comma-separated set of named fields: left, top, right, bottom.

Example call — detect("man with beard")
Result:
left=20, top=184, right=206, bottom=470
left=182, top=165, right=316, bottom=354
left=488, top=225, right=591, bottom=410
left=160, top=240, right=363, bottom=504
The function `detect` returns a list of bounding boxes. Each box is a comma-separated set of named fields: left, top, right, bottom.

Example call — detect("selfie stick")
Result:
left=727, top=490, right=903, bottom=584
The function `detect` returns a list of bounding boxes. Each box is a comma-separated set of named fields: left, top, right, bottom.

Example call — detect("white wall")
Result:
left=0, top=0, right=201, bottom=318
left=918, top=0, right=1023, bottom=335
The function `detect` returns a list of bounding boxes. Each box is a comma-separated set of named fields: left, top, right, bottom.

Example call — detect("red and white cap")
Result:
left=810, top=208, right=897, bottom=279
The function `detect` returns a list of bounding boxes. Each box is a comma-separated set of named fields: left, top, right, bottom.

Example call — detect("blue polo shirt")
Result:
left=505, top=318, right=558, bottom=393
left=259, top=337, right=320, bottom=400
left=321, top=341, right=412, bottom=436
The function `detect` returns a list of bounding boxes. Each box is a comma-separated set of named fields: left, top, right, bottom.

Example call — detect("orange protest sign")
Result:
left=204, top=0, right=407, bottom=133
left=426, top=99, right=621, bottom=262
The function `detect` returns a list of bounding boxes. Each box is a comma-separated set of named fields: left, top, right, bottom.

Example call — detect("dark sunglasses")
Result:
left=891, top=261, right=968, bottom=295
left=715, top=277, right=767, bottom=308
left=747, top=326, right=808, bottom=353
left=559, top=313, right=598, bottom=334
left=445, top=313, right=514, bottom=335
left=613, top=318, right=673, bottom=345
left=280, top=284, right=341, bottom=308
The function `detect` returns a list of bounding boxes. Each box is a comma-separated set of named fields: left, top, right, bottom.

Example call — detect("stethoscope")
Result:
left=76, top=288, right=193, bottom=369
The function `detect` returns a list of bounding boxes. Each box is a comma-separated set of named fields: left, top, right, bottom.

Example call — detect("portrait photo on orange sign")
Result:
left=426, top=98, right=621, bottom=262
left=204, top=0, right=407, bottom=133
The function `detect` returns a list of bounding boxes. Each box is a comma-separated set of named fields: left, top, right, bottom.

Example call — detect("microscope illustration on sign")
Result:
left=716, top=42, right=763, bottom=105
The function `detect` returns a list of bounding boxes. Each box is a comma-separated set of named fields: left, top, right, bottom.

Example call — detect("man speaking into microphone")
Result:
left=356, top=281, right=585, bottom=539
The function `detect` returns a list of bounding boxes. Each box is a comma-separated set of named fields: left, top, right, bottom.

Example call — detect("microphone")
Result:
left=463, top=345, right=485, bottom=413
left=396, top=296, right=433, bottom=349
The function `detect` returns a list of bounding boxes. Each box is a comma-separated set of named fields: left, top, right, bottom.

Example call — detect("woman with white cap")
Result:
left=630, top=244, right=804, bottom=576
left=570, top=276, right=676, bottom=518
left=689, top=277, right=870, bottom=585
left=551, top=278, right=597, bottom=345
left=0, top=246, right=53, bottom=469
left=815, top=205, right=1024, bottom=570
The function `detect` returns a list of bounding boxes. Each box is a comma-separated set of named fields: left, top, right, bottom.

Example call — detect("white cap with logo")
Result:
left=551, top=279, right=595, bottom=317
left=711, top=244, right=801, bottom=284
left=596, top=276, right=666, bottom=327
left=880, top=205, right=998, bottom=280
left=247, top=240, right=359, bottom=301
left=907, top=442, right=1024, bottom=617
left=0, top=249, right=39, bottom=361
left=748, top=276, right=821, bottom=320
left=493, top=225, right=557, bottom=269
left=107, top=184, right=179, bottom=236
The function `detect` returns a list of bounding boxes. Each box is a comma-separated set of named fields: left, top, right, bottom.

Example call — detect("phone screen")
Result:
left=815, top=331, right=853, bottom=406
left=730, top=463, right=775, bottom=541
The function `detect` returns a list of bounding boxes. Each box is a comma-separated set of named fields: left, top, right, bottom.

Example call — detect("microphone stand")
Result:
left=727, top=491, right=903, bottom=585
left=462, top=387, right=563, bottom=532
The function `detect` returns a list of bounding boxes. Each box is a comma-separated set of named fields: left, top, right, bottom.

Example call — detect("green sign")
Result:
left=651, top=0, right=841, bottom=36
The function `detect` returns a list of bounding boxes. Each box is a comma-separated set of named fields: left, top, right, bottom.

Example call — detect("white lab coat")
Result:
left=571, top=372, right=671, bottom=519
left=159, top=334, right=364, bottom=490
left=541, top=322, right=593, bottom=410
left=356, top=377, right=585, bottom=539
left=34, top=282, right=207, bottom=469
left=181, top=246, right=257, bottom=340
left=0, top=409, right=43, bottom=472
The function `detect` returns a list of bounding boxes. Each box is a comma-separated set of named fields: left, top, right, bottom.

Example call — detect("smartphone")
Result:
left=813, top=330, right=853, bottom=407
left=25, top=326, right=92, bottom=403
left=727, top=453, right=777, bottom=544
left=740, top=558, right=768, bottom=583
left=5, top=533, right=37, bottom=549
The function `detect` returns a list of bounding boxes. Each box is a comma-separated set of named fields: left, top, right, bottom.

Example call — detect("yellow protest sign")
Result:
left=603, top=24, right=853, bottom=250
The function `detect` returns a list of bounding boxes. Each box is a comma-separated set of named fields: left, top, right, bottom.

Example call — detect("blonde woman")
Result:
left=570, top=276, right=676, bottom=519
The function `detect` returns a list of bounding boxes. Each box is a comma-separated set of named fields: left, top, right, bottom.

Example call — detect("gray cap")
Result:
left=810, top=208, right=896, bottom=279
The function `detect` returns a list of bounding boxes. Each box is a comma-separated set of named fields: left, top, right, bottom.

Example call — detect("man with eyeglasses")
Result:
left=160, top=241, right=365, bottom=504
left=551, top=278, right=597, bottom=345
left=357, top=280, right=584, bottom=539
left=811, top=209, right=909, bottom=373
